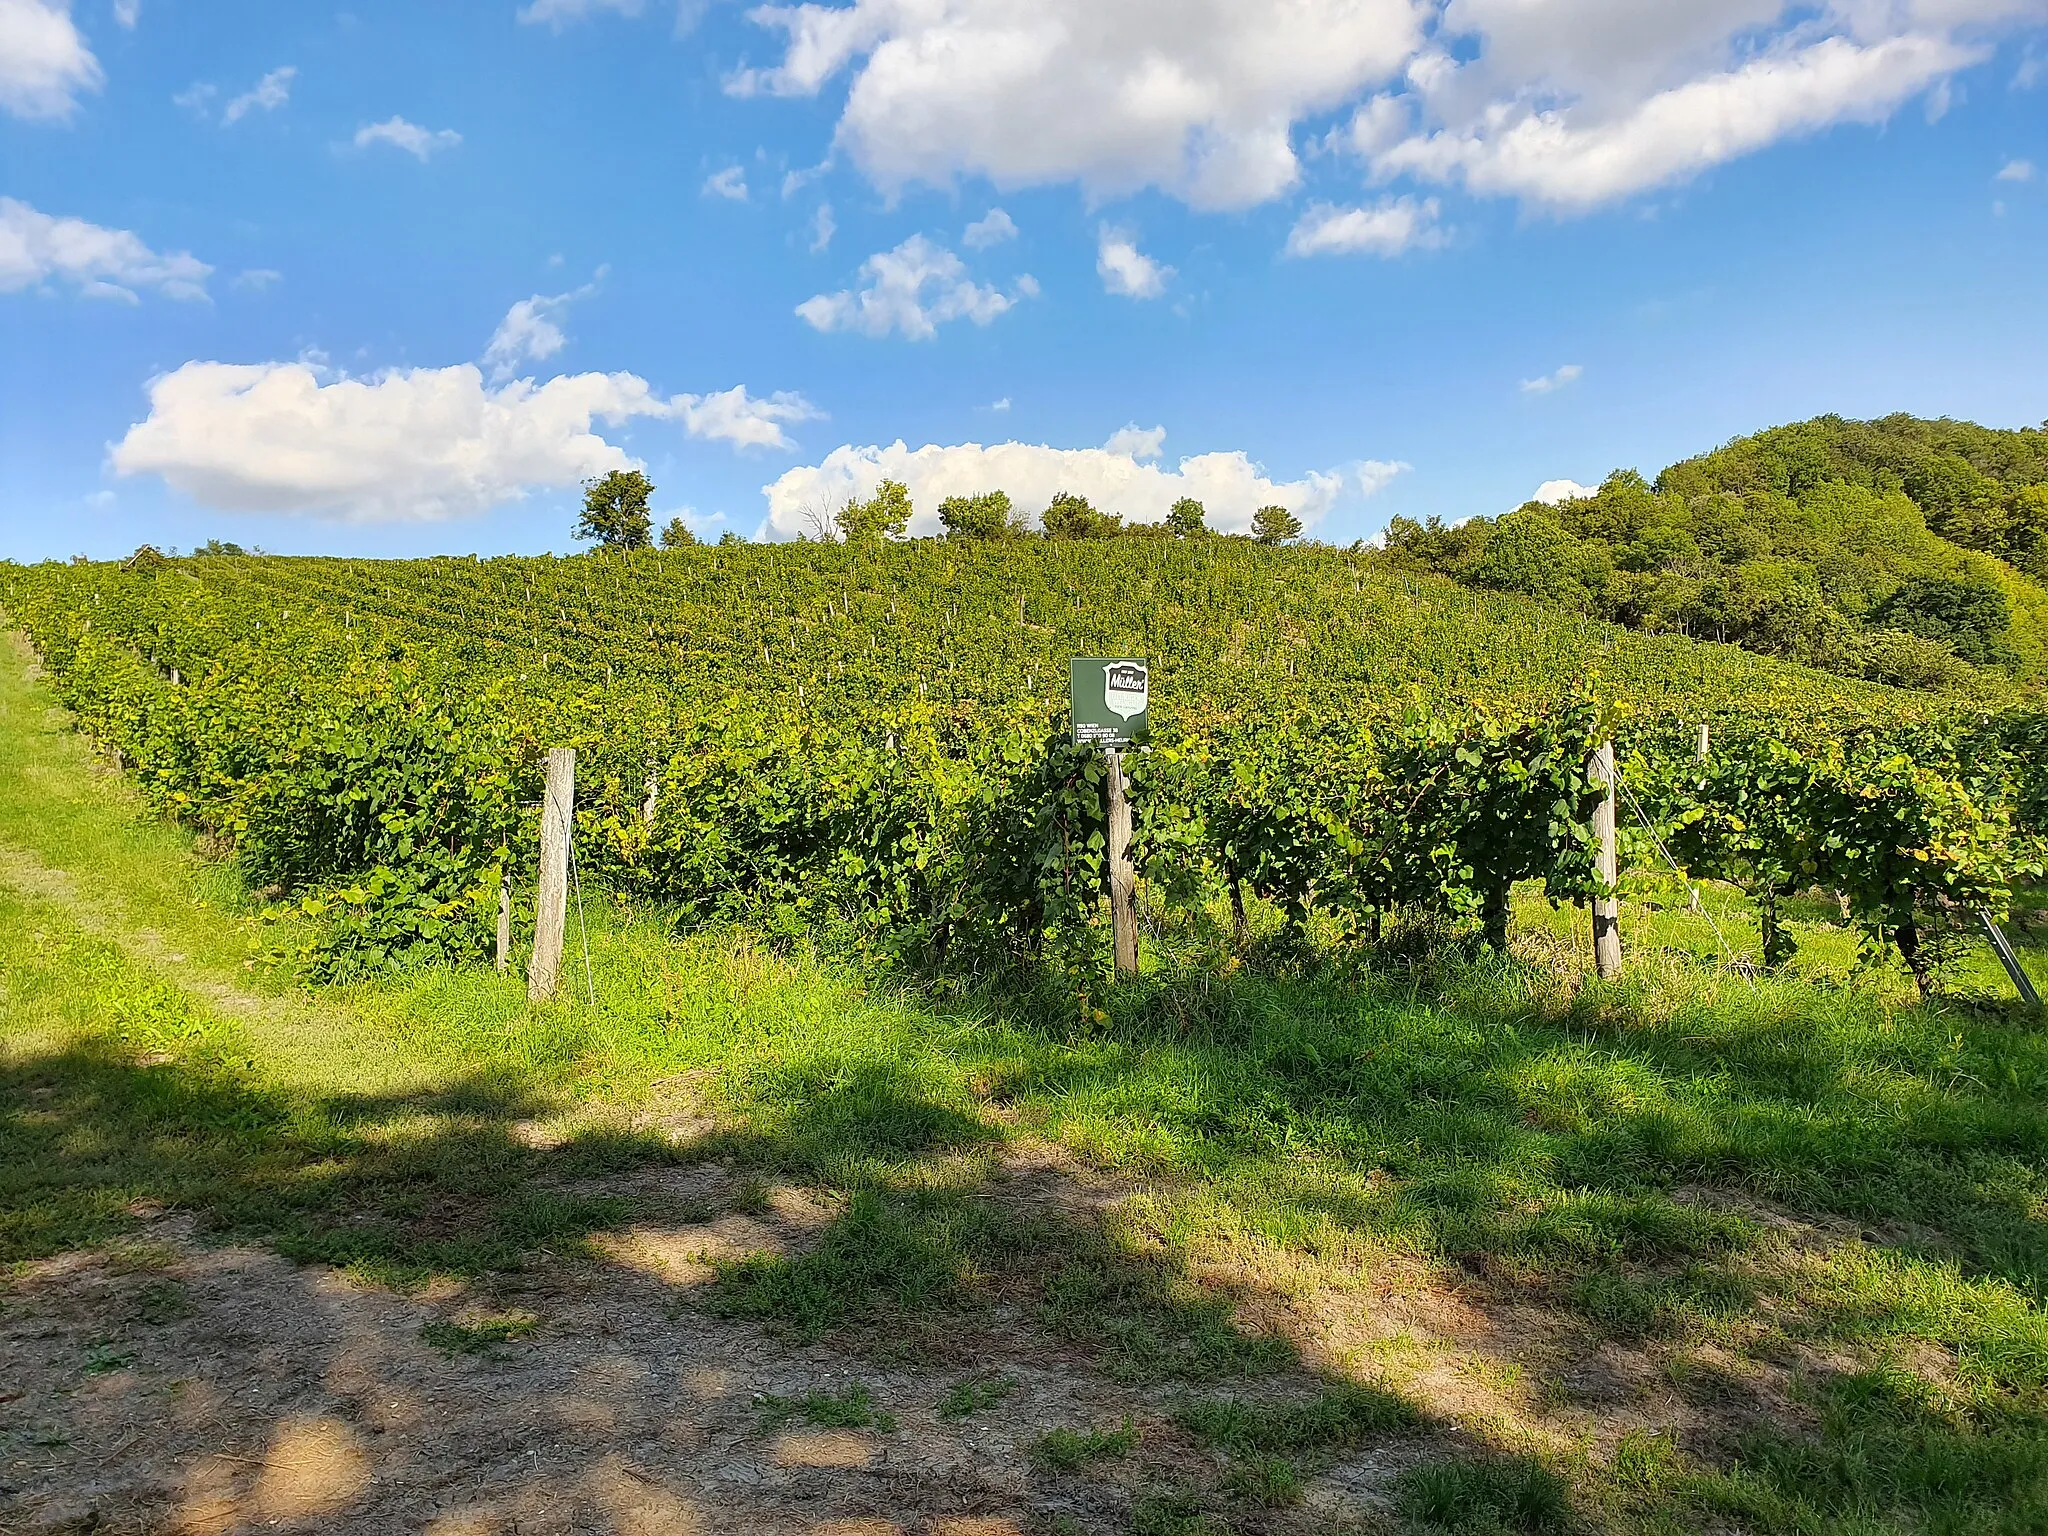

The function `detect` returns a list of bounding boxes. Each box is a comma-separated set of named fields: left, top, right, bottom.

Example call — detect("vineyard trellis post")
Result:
left=1591, top=741, right=1622, bottom=980
left=1105, top=747, right=1139, bottom=979
left=528, top=747, right=574, bottom=1003
left=495, top=873, right=511, bottom=974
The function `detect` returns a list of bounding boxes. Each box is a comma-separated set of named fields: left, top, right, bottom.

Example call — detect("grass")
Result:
left=938, top=1371, right=1016, bottom=1419
left=419, top=1312, right=539, bottom=1356
left=1396, top=1456, right=1574, bottom=1532
left=1031, top=1418, right=1138, bottom=1470
left=4, top=634, right=2048, bottom=1534
left=753, top=1384, right=896, bottom=1433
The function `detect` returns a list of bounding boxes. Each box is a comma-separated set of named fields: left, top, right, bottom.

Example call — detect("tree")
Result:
left=194, top=539, right=248, bottom=557
left=577, top=470, right=655, bottom=549
left=659, top=517, right=698, bottom=549
left=1166, top=497, right=1208, bottom=538
left=938, top=490, right=1016, bottom=540
left=1869, top=575, right=2018, bottom=670
left=718, top=530, right=745, bottom=546
left=1041, top=491, right=1122, bottom=539
left=835, top=479, right=913, bottom=543
left=1251, top=504, right=1302, bottom=544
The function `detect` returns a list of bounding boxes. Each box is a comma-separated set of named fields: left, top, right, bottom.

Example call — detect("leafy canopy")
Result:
left=577, top=470, right=655, bottom=550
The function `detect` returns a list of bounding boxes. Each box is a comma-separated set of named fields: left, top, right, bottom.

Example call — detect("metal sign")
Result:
left=1070, top=657, right=1149, bottom=748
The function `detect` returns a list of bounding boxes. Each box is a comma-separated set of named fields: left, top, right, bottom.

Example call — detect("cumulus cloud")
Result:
left=1530, top=478, right=1595, bottom=505
left=0, top=0, right=101, bottom=121
left=1997, top=157, right=2036, bottom=180
left=963, top=207, right=1017, bottom=249
left=727, top=0, right=1423, bottom=210
left=1374, top=31, right=1981, bottom=210
left=797, top=234, right=1035, bottom=340
left=112, top=361, right=824, bottom=521
left=483, top=274, right=608, bottom=381
left=1285, top=196, right=1441, bottom=256
left=673, top=385, right=822, bottom=450
left=112, top=362, right=673, bottom=523
left=354, top=116, right=462, bottom=160
left=0, top=196, right=211, bottom=301
left=703, top=164, right=749, bottom=200
left=1102, top=423, right=1166, bottom=459
left=721, top=0, right=2039, bottom=216
left=222, top=65, right=295, bottom=125
left=1096, top=226, right=1173, bottom=298
left=1519, top=363, right=1583, bottom=395
left=761, top=433, right=1353, bottom=540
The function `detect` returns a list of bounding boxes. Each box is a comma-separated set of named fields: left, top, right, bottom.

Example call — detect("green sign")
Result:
left=1071, top=657, right=1149, bottom=748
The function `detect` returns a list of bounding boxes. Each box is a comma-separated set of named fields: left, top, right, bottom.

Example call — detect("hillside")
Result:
left=15, top=539, right=1941, bottom=738
left=1383, top=413, right=2048, bottom=690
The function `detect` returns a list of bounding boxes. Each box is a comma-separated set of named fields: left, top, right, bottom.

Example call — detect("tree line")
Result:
left=574, top=469, right=1304, bottom=551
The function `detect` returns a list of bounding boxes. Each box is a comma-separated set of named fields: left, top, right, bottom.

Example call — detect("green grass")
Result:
left=938, top=1371, right=1016, bottom=1419
left=1031, top=1418, right=1137, bottom=1470
left=418, top=1312, right=539, bottom=1356
left=5, top=635, right=2048, bottom=1535
left=753, top=1383, right=896, bottom=1433
left=1396, top=1456, right=1574, bottom=1533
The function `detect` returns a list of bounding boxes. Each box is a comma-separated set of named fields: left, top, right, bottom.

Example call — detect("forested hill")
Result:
left=1383, top=414, right=2048, bottom=691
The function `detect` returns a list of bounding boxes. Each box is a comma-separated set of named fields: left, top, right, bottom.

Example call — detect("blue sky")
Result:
left=2, top=0, right=2044, bottom=560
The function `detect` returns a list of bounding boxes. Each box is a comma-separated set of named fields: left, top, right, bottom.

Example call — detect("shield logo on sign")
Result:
left=1104, top=661, right=1148, bottom=720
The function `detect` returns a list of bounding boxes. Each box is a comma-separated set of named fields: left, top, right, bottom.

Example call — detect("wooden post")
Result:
left=1697, top=723, right=1710, bottom=762
left=1105, top=747, right=1139, bottom=979
left=642, top=771, right=660, bottom=827
left=1590, top=741, right=1622, bottom=980
left=495, top=872, right=511, bottom=974
left=528, top=748, right=574, bottom=1004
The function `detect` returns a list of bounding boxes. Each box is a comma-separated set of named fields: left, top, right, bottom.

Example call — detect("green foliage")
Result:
left=1249, top=504, right=1302, bottom=545
left=1167, top=497, right=1208, bottom=537
left=576, top=470, right=655, bottom=550
left=836, top=478, right=913, bottom=543
left=1041, top=490, right=1122, bottom=539
left=1388, top=414, right=2048, bottom=689
left=1396, top=1456, right=1573, bottom=1532
left=659, top=517, right=698, bottom=549
left=938, top=489, right=1017, bottom=540
left=1031, top=1417, right=1137, bottom=1469
left=937, top=1372, right=1015, bottom=1419
left=1174, top=1382, right=1419, bottom=1455
left=753, top=1383, right=896, bottom=1433
left=420, top=1312, right=538, bottom=1355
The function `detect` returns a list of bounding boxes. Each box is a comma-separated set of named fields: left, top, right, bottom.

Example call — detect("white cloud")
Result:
left=0, top=196, right=211, bottom=301
left=354, top=116, right=462, bottom=160
left=761, top=437, right=1349, bottom=539
left=518, top=0, right=643, bottom=26
left=233, top=268, right=283, bottom=291
left=809, top=201, right=835, bottom=251
left=1520, top=363, right=1584, bottom=395
left=673, top=385, right=821, bottom=450
left=172, top=81, right=215, bottom=115
left=703, top=165, right=749, bottom=200
left=1103, top=424, right=1166, bottom=460
left=1996, top=157, right=2036, bottom=180
left=727, top=0, right=1424, bottom=211
left=990, top=396, right=1011, bottom=412
left=1356, top=459, right=1409, bottom=498
left=1096, top=226, right=1173, bottom=299
left=1531, top=478, right=1595, bottom=504
left=112, top=360, right=821, bottom=522
left=1285, top=195, right=1441, bottom=256
left=222, top=65, right=295, bottom=125
left=484, top=275, right=606, bottom=382
left=796, top=234, right=1033, bottom=340
left=0, top=0, right=101, bottom=121
left=112, top=0, right=137, bottom=25
left=962, top=207, right=1017, bottom=249
left=1375, top=30, right=1982, bottom=211
left=112, top=362, right=674, bottom=523
left=724, top=0, right=2041, bottom=217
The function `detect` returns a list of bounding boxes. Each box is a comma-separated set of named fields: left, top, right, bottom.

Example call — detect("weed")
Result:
left=1175, top=1381, right=1419, bottom=1456
left=730, top=1175, right=775, bottom=1216
left=1033, top=1418, right=1138, bottom=1471
left=1396, top=1456, right=1573, bottom=1533
left=754, top=1383, right=896, bottom=1433
left=939, top=1371, right=1017, bottom=1420
left=418, top=1311, right=538, bottom=1356
left=1126, top=1489, right=1223, bottom=1535
left=1222, top=1453, right=1303, bottom=1507
left=129, top=1279, right=194, bottom=1326
left=83, top=1340, right=135, bottom=1375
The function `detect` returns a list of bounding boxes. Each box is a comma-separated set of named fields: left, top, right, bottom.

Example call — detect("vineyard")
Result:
left=2, top=541, right=2040, bottom=996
